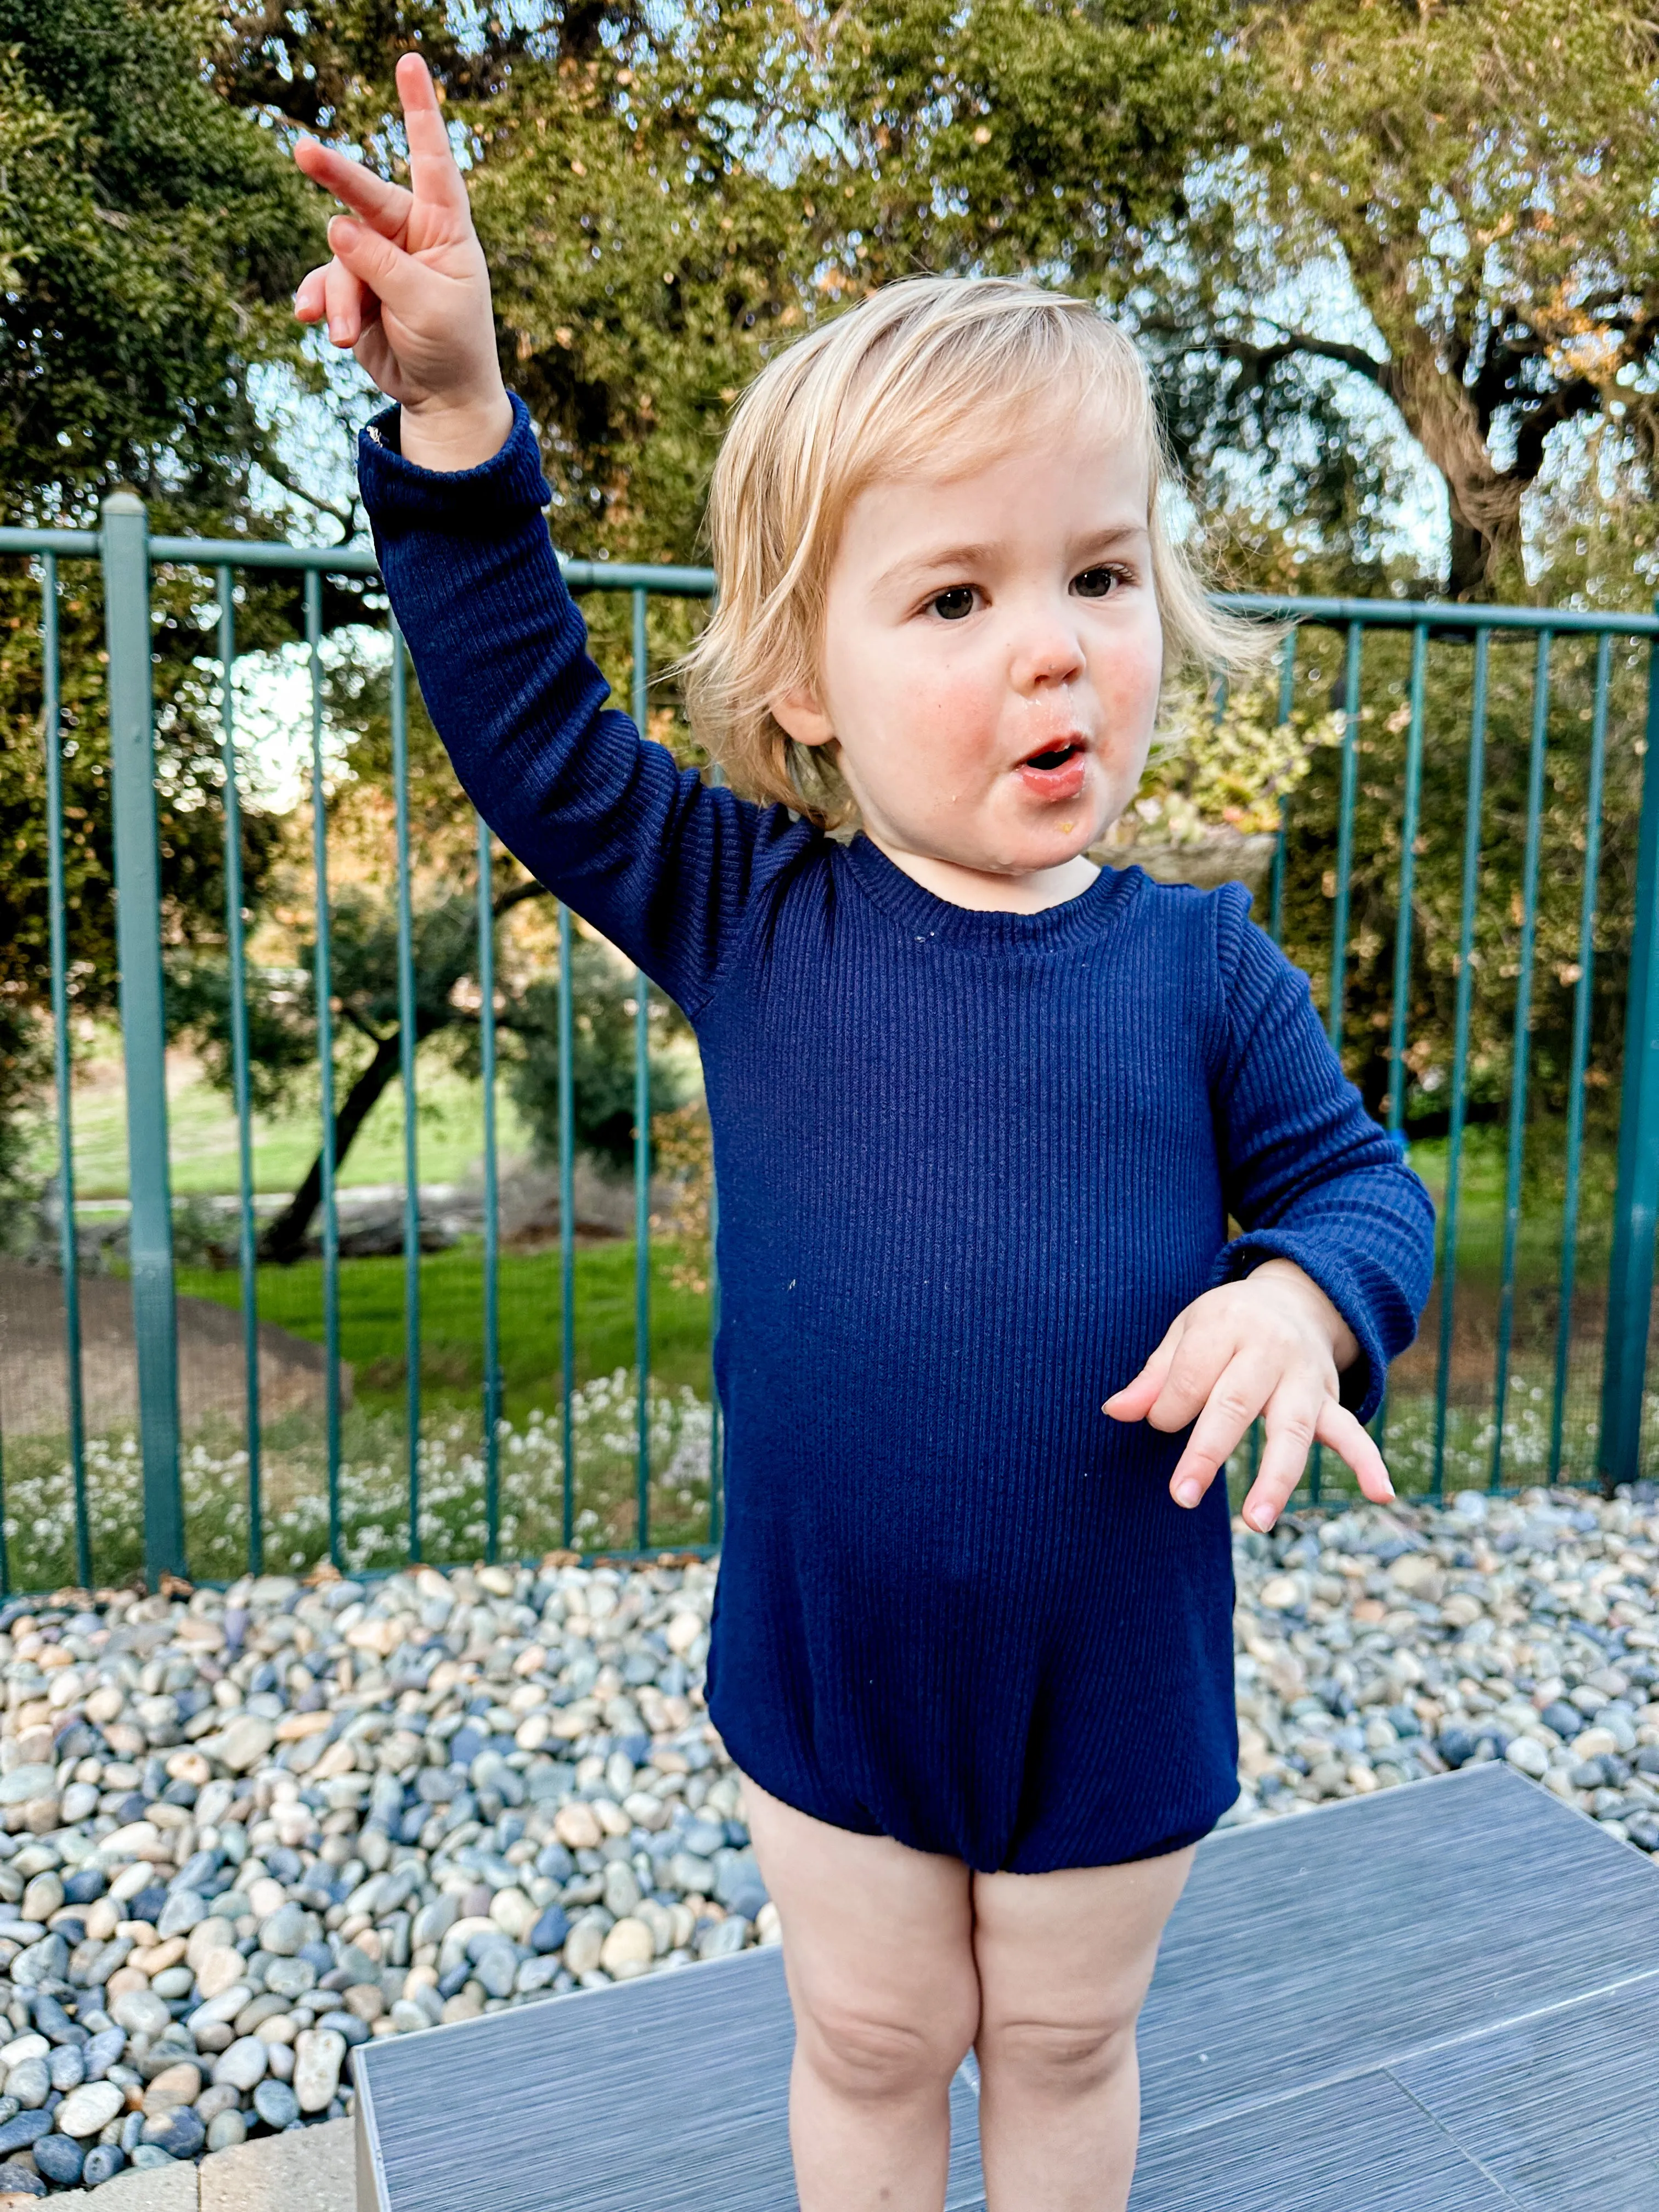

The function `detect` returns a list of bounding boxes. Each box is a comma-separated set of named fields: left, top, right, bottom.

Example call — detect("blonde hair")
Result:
left=679, top=274, right=1272, bottom=833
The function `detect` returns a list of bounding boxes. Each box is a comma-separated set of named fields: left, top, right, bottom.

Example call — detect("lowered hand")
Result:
left=1102, top=1259, right=1393, bottom=1532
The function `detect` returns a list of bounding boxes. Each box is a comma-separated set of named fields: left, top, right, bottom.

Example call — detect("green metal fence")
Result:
left=7, top=496, right=1659, bottom=1590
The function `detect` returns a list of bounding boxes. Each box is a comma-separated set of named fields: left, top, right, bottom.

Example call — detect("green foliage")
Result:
left=218, top=2, right=1234, bottom=567
left=1130, top=675, right=1338, bottom=845
left=0, top=0, right=326, bottom=1186
left=505, top=932, right=694, bottom=1173
left=1268, top=627, right=1644, bottom=1130
left=1161, top=0, right=1659, bottom=598
left=0, top=0, right=320, bottom=525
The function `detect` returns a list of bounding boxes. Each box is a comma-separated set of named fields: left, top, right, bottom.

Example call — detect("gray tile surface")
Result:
left=357, top=1948, right=983, bottom=2212
left=1127, top=2071, right=1511, bottom=2212
left=1137, top=1763, right=1659, bottom=2137
left=1393, top=1971, right=1659, bottom=2210
left=357, top=1763, right=1659, bottom=2211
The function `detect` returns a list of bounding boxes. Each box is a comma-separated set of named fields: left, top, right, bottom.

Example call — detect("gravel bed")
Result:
left=1228, top=1483, right=1659, bottom=1838
left=0, top=1485, right=1649, bottom=2192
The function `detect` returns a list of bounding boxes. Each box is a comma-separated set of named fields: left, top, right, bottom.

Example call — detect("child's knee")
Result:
left=798, top=1988, right=977, bottom=2107
left=977, top=2005, right=1140, bottom=2101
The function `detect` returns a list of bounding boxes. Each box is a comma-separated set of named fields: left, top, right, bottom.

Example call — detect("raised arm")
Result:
left=292, top=53, right=810, bottom=1015
left=358, top=399, right=807, bottom=1016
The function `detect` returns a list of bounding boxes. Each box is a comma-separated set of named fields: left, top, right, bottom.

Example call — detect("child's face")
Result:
left=772, top=428, right=1164, bottom=898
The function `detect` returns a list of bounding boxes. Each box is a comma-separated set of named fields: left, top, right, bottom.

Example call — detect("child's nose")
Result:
left=1009, top=612, right=1086, bottom=692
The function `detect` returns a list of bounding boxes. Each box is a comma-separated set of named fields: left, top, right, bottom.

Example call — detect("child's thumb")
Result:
left=1102, top=1316, right=1184, bottom=1420
left=328, top=216, right=422, bottom=314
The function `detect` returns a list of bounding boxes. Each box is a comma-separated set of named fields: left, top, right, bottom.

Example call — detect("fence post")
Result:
left=101, top=492, right=185, bottom=1582
left=1601, top=611, right=1659, bottom=1494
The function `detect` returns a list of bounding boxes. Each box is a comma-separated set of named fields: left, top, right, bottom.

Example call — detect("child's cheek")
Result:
left=918, top=667, right=1002, bottom=774
left=1101, top=628, right=1164, bottom=740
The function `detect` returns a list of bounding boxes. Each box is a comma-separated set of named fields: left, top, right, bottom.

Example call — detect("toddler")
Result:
left=295, top=57, right=1435, bottom=2212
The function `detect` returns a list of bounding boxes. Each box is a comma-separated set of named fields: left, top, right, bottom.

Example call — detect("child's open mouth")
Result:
left=1015, top=740, right=1088, bottom=803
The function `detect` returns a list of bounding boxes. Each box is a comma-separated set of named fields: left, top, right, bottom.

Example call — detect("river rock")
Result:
left=216, top=1715, right=276, bottom=1774
left=52, top=2084, right=122, bottom=2141
left=292, top=2028, right=346, bottom=2114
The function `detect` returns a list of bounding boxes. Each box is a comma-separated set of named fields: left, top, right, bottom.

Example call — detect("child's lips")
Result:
left=1014, top=743, right=1088, bottom=802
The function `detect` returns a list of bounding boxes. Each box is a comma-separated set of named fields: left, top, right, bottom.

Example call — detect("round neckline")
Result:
left=841, top=831, right=1141, bottom=951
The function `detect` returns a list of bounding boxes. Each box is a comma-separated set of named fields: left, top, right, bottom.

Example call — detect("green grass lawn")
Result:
left=176, top=1235, right=714, bottom=1421
left=32, top=1046, right=533, bottom=1198
left=1408, top=1123, right=1616, bottom=1285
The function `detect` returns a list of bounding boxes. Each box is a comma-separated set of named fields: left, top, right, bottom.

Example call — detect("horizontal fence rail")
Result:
left=5, top=504, right=1659, bottom=1592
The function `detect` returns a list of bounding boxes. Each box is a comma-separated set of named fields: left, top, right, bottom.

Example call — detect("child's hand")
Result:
left=1101, top=1259, right=1393, bottom=1533
left=291, top=53, right=512, bottom=472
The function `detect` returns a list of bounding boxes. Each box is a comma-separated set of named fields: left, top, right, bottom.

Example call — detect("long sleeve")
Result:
left=357, top=393, right=816, bottom=1020
left=1206, top=884, right=1436, bottom=1423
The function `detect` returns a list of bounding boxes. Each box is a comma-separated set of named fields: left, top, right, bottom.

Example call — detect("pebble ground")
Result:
left=0, top=1482, right=1649, bottom=2193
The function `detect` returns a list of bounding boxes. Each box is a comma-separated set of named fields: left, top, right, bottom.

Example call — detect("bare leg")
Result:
left=741, top=1773, right=979, bottom=2212
left=972, top=1843, right=1195, bottom=2212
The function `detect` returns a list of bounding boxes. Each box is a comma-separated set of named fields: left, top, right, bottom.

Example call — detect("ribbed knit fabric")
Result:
left=359, top=394, right=1437, bottom=1875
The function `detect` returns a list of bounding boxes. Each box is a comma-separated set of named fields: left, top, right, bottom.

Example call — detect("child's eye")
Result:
left=929, top=586, right=977, bottom=621
left=1074, top=565, right=1130, bottom=598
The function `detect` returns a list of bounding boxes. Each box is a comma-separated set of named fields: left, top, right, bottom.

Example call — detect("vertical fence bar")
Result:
left=1550, top=635, right=1612, bottom=1483
left=216, top=571, right=262, bottom=1576
left=1386, top=625, right=1430, bottom=1138
left=1310, top=619, right=1364, bottom=1504
left=1251, top=622, right=1297, bottom=1488
left=101, top=493, right=184, bottom=1584
left=633, top=590, right=652, bottom=1548
left=306, top=571, right=342, bottom=1564
left=704, top=760, right=724, bottom=1548
left=42, top=555, right=90, bottom=1587
left=1268, top=628, right=1296, bottom=947
left=1375, top=623, right=1429, bottom=1455
left=1602, top=606, right=1659, bottom=1492
left=478, top=815, right=501, bottom=1564
left=1327, top=622, right=1364, bottom=1057
left=390, top=627, right=422, bottom=1564
left=558, top=902, right=576, bottom=1548
left=1489, top=630, right=1553, bottom=1491
left=1432, top=630, right=1491, bottom=1498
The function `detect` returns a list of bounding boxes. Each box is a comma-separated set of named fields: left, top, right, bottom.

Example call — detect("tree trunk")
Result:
left=259, top=1028, right=408, bottom=1265
left=258, top=882, right=549, bottom=1265
left=1381, top=336, right=1525, bottom=598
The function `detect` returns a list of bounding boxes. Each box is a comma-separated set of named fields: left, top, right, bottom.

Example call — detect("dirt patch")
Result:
left=0, top=1262, right=351, bottom=1437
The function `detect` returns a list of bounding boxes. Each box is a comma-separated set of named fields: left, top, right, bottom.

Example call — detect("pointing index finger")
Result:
left=396, top=51, right=473, bottom=219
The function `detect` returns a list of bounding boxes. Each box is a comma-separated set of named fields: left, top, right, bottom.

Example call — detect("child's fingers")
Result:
left=325, top=216, right=434, bottom=324
left=294, top=136, right=415, bottom=239
left=322, top=256, right=369, bottom=348
left=1101, top=1314, right=1185, bottom=1423
left=1166, top=1348, right=1276, bottom=1509
left=1238, top=1392, right=1393, bottom=1533
left=395, top=52, right=475, bottom=223
left=294, top=265, right=328, bottom=324
left=1315, top=1398, right=1394, bottom=1504
left=1238, top=1383, right=1324, bottom=1532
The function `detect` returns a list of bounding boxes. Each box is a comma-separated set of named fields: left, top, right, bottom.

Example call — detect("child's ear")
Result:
left=769, top=682, right=836, bottom=749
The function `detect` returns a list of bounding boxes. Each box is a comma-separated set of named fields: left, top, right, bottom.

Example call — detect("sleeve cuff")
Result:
left=1209, top=1231, right=1386, bottom=1425
left=356, top=391, right=551, bottom=535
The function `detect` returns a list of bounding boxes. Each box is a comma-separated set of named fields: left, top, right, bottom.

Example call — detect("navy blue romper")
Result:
left=360, top=394, right=1436, bottom=1876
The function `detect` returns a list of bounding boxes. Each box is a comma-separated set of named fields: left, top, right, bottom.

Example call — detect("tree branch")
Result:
left=1167, top=322, right=1394, bottom=394
left=257, top=450, right=357, bottom=537
left=493, top=878, right=552, bottom=920
left=340, top=1006, right=388, bottom=1047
